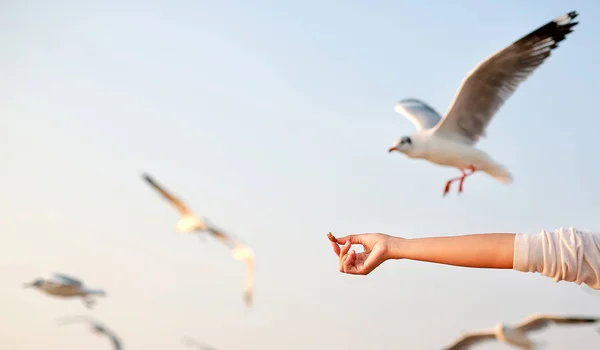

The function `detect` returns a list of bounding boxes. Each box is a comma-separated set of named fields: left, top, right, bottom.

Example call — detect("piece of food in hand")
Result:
left=327, top=232, right=339, bottom=243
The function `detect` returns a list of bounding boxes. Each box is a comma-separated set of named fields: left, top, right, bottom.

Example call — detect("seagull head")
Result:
left=388, top=136, right=413, bottom=154
left=23, top=279, right=44, bottom=288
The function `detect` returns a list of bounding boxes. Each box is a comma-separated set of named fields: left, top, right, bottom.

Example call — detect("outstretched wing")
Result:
left=206, top=222, right=255, bottom=308
left=433, top=11, right=578, bottom=145
left=444, top=331, right=497, bottom=350
left=57, top=316, right=121, bottom=348
left=52, top=273, right=83, bottom=287
left=206, top=222, right=239, bottom=250
left=109, top=333, right=123, bottom=350
left=142, top=173, right=192, bottom=216
left=242, top=253, right=254, bottom=308
left=394, top=98, right=443, bottom=131
left=514, top=314, right=599, bottom=333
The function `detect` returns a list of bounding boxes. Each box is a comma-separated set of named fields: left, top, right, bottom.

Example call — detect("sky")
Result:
left=1, top=0, right=600, bottom=349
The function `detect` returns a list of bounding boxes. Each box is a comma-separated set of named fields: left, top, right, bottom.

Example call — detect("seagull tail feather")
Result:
left=85, top=289, right=107, bottom=296
left=484, top=163, right=513, bottom=184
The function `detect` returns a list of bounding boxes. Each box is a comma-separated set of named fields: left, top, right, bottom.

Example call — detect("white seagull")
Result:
left=143, top=173, right=255, bottom=308
left=58, top=315, right=122, bottom=350
left=388, top=11, right=579, bottom=196
left=23, top=273, right=106, bottom=309
left=444, top=313, right=599, bottom=349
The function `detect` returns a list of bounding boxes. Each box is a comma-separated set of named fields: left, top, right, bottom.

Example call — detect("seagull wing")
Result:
left=207, top=224, right=255, bottom=308
left=52, top=273, right=83, bottom=287
left=433, top=11, right=578, bottom=145
left=444, top=331, right=497, bottom=350
left=242, top=254, right=254, bottom=308
left=514, top=314, right=599, bottom=333
left=109, top=333, right=123, bottom=350
left=58, top=316, right=120, bottom=348
left=394, top=98, right=443, bottom=131
left=142, top=173, right=192, bottom=216
left=207, top=224, right=239, bottom=249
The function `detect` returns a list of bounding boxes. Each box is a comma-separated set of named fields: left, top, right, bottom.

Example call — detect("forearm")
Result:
left=388, top=233, right=515, bottom=269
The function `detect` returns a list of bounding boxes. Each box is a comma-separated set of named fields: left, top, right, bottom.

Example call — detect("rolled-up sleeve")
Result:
left=513, top=227, right=600, bottom=290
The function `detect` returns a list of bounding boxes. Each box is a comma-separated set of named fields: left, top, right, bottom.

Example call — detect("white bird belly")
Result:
left=503, top=329, right=533, bottom=348
left=43, top=284, right=81, bottom=297
left=176, top=215, right=206, bottom=233
left=425, top=138, right=494, bottom=170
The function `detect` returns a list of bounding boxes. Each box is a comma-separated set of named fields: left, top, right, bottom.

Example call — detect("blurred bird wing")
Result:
left=243, top=255, right=254, bottom=308
left=143, top=173, right=193, bottom=216
left=394, top=98, right=443, bottom=131
left=444, top=331, right=496, bottom=350
left=206, top=223, right=254, bottom=307
left=207, top=224, right=239, bottom=249
left=51, top=273, right=83, bottom=287
left=514, top=314, right=599, bottom=333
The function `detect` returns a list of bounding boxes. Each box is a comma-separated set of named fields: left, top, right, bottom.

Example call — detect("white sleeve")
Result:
left=512, top=227, right=600, bottom=290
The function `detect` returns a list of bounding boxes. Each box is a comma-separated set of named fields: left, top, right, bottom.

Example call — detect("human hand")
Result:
left=330, top=233, right=392, bottom=275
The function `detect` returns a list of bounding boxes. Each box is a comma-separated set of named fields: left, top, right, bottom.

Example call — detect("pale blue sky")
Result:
left=2, top=1, right=600, bottom=349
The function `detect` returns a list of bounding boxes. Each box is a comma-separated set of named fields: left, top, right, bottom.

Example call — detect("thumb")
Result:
left=336, top=234, right=365, bottom=245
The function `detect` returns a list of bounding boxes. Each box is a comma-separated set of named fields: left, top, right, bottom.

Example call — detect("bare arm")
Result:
left=388, top=233, right=515, bottom=269
left=332, top=228, right=600, bottom=290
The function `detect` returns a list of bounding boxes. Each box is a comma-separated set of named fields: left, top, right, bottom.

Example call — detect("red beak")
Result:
left=388, top=147, right=397, bottom=153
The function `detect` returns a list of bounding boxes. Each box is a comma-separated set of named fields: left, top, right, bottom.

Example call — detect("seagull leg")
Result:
left=443, top=175, right=464, bottom=196
left=457, top=165, right=476, bottom=194
left=443, top=166, right=476, bottom=196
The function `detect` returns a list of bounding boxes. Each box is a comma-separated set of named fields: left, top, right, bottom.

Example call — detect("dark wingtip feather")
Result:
left=398, top=97, right=424, bottom=104
left=567, top=11, right=578, bottom=19
left=141, top=173, right=154, bottom=183
left=514, top=10, right=579, bottom=51
left=564, top=316, right=599, bottom=323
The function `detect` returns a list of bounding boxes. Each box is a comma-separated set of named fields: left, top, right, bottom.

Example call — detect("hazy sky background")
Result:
left=2, top=1, right=600, bottom=349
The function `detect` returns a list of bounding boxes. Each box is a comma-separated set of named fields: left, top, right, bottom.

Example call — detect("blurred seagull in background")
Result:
left=388, top=11, right=579, bottom=196
left=58, top=315, right=122, bottom=350
left=444, top=313, right=599, bottom=349
left=23, top=273, right=106, bottom=309
left=142, top=173, right=255, bottom=308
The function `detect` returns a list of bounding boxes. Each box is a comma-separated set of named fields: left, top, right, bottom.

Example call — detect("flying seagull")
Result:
left=142, top=173, right=255, bottom=308
left=23, top=273, right=106, bottom=309
left=444, top=313, right=599, bottom=349
left=388, top=11, right=579, bottom=196
left=182, top=336, right=217, bottom=350
left=57, top=316, right=123, bottom=350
